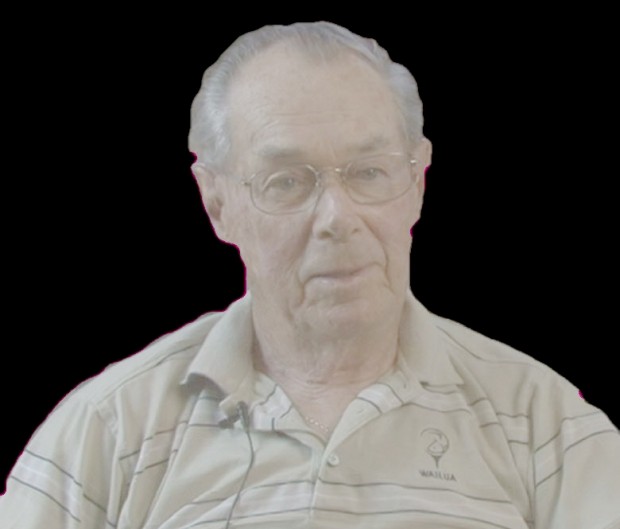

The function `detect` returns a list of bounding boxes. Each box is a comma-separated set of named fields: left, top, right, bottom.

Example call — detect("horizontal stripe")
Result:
left=317, top=477, right=513, bottom=504
left=437, top=327, right=545, bottom=368
left=13, top=452, right=88, bottom=516
left=535, top=411, right=604, bottom=453
left=535, top=429, right=619, bottom=488
left=314, top=506, right=519, bottom=529
left=4, top=291, right=618, bottom=529
left=9, top=475, right=81, bottom=522
left=11, top=453, right=119, bottom=527
left=119, top=422, right=188, bottom=461
left=99, top=344, right=199, bottom=399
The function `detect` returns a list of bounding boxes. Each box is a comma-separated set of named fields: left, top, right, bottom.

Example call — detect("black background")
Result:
left=3, top=8, right=616, bottom=485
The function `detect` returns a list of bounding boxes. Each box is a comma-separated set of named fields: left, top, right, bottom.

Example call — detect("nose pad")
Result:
left=314, top=168, right=351, bottom=205
left=311, top=169, right=359, bottom=240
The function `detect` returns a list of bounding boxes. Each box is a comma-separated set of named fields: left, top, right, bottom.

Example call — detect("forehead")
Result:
left=227, top=43, right=407, bottom=163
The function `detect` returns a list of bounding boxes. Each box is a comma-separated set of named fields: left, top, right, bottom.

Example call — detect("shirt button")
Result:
left=327, top=453, right=340, bottom=467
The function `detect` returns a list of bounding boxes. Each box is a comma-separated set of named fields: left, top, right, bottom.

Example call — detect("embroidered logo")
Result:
left=421, top=428, right=450, bottom=469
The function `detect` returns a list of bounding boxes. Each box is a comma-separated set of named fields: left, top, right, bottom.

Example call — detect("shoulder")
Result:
left=12, top=308, right=228, bottom=490
left=428, top=313, right=603, bottom=425
left=38, top=309, right=226, bottom=447
left=432, top=313, right=564, bottom=391
left=69, top=310, right=222, bottom=403
left=429, top=311, right=617, bottom=440
left=1, top=309, right=230, bottom=528
left=433, top=314, right=547, bottom=370
left=427, top=314, right=620, bottom=528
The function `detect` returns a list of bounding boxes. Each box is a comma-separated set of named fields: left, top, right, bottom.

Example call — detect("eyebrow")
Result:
left=256, top=135, right=393, bottom=161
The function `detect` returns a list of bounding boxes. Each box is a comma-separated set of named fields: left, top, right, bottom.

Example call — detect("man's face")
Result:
left=198, top=44, right=430, bottom=336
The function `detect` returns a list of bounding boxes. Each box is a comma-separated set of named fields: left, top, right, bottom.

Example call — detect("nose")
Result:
left=311, top=169, right=360, bottom=241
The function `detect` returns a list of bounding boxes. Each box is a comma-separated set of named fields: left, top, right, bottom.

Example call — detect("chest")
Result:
left=120, top=395, right=532, bottom=529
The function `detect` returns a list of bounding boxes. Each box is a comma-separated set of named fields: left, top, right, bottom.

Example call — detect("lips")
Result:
left=309, top=265, right=370, bottom=280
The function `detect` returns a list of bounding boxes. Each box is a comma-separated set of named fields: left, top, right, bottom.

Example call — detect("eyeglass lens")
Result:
left=253, top=153, right=413, bottom=214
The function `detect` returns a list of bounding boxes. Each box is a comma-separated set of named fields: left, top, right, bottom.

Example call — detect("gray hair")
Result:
left=189, top=21, right=424, bottom=169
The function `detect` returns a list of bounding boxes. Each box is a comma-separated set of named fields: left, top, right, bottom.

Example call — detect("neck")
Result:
left=251, top=298, right=403, bottom=420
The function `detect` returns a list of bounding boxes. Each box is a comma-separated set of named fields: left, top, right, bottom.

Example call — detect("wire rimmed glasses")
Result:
left=241, top=152, right=418, bottom=215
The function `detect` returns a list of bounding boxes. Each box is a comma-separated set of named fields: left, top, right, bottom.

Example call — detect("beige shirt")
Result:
left=1, top=290, right=619, bottom=528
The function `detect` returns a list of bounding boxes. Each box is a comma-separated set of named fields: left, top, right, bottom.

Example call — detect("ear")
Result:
left=413, top=137, right=432, bottom=194
left=191, top=162, right=235, bottom=244
left=409, top=137, right=432, bottom=225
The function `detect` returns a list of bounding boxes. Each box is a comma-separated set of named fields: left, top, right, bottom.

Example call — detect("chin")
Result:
left=306, top=294, right=387, bottom=335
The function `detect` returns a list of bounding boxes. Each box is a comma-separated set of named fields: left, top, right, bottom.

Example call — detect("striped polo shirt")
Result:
left=1, top=290, right=619, bottom=528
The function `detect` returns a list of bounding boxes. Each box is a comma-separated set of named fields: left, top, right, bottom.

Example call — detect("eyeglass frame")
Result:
left=238, top=151, right=419, bottom=215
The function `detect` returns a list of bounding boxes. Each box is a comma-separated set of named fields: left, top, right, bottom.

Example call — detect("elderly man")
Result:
left=1, top=22, right=619, bottom=529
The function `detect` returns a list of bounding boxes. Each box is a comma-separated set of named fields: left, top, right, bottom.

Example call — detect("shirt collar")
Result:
left=182, top=288, right=463, bottom=407
left=182, top=293, right=256, bottom=410
left=398, top=290, right=464, bottom=386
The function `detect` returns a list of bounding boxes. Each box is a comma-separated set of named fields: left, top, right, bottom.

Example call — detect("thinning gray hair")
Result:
left=189, top=21, right=424, bottom=170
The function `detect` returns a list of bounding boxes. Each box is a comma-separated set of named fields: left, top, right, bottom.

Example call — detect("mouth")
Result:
left=309, top=265, right=371, bottom=283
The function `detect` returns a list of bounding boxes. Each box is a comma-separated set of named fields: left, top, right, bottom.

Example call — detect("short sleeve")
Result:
left=0, top=388, right=126, bottom=529
left=529, top=372, right=620, bottom=528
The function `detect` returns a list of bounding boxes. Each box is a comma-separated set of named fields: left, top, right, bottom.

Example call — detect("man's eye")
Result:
left=265, top=174, right=302, bottom=191
left=261, top=170, right=315, bottom=197
left=352, top=167, right=388, bottom=180
left=276, top=176, right=299, bottom=189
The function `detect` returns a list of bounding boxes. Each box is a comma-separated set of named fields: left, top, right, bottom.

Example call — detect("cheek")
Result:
left=377, top=215, right=414, bottom=269
left=385, top=232, right=413, bottom=265
left=242, top=220, right=307, bottom=281
left=404, top=195, right=424, bottom=237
